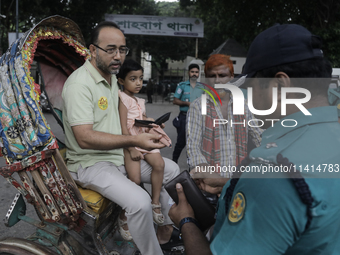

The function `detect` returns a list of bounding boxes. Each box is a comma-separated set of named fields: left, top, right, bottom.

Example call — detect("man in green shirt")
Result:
left=62, top=21, right=180, bottom=254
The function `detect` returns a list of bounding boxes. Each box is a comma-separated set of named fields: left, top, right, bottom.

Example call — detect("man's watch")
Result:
left=179, top=217, right=201, bottom=232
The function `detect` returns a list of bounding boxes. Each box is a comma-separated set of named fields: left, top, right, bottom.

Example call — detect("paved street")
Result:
left=0, top=92, right=188, bottom=240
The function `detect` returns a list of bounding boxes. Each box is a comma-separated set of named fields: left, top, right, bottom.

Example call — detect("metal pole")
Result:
left=195, top=38, right=198, bottom=58
left=16, top=0, right=18, bottom=39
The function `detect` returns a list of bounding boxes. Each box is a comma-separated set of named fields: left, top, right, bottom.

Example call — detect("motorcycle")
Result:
left=0, top=15, right=184, bottom=255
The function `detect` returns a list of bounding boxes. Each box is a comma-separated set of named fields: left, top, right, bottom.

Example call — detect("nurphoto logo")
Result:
left=200, top=81, right=312, bottom=128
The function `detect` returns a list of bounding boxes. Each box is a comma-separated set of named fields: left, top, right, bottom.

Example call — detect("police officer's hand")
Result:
left=136, top=133, right=166, bottom=150
left=169, top=183, right=195, bottom=227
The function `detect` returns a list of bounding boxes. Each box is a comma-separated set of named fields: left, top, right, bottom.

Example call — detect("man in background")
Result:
left=146, top=78, right=154, bottom=103
left=187, top=54, right=262, bottom=188
left=172, top=63, right=204, bottom=163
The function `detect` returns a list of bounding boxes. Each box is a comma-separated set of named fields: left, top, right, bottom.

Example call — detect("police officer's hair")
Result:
left=116, top=59, right=144, bottom=81
left=255, top=58, right=332, bottom=96
left=188, top=63, right=199, bottom=71
left=91, top=21, right=121, bottom=45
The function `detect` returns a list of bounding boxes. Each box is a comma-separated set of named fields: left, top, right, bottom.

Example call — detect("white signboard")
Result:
left=105, top=14, right=204, bottom=38
left=8, top=32, right=25, bottom=46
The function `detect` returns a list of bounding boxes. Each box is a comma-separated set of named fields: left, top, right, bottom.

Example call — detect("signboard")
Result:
left=8, top=32, right=25, bottom=46
left=105, top=14, right=204, bottom=38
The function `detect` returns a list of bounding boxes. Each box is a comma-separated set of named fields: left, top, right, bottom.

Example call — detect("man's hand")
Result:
left=169, top=183, right=195, bottom=227
left=196, top=178, right=225, bottom=195
left=173, top=97, right=190, bottom=107
left=129, top=148, right=144, bottom=161
left=190, top=166, right=228, bottom=195
left=169, top=183, right=213, bottom=255
left=136, top=133, right=166, bottom=150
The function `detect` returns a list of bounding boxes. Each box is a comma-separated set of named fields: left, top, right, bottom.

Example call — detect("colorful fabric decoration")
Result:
left=0, top=26, right=89, bottom=162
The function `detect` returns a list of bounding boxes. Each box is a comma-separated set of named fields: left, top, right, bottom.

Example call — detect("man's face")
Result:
left=205, top=65, right=234, bottom=85
left=188, top=68, right=199, bottom=80
left=205, top=64, right=234, bottom=97
left=91, top=27, right=126, bottom=75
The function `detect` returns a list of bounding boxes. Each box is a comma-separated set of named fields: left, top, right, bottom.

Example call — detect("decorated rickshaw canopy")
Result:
left=0, top=15, right=90, bottom=163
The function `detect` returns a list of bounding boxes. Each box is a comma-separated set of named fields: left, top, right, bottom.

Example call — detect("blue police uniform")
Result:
left=211, top=106, right=340, bottom=254
left=172, top=80, right=204, bottom=163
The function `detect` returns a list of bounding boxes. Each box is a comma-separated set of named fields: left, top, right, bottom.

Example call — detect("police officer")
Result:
left=169, top=24, right=340, bottom=254
left=172, top=63, right=204, bottom=163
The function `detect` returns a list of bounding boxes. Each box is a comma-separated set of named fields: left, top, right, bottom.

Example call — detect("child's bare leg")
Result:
left=124, top=149, right=141, bottom=185
left=144, top=153, right=164, bottom=221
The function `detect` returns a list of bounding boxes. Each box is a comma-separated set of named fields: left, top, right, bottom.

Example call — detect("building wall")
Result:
left=166, top=56, right=204, bottom=82
left=230, top=56, right=246, bottom=75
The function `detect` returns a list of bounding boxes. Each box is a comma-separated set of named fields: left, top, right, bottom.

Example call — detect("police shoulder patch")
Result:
left=228, top=192, right=246, bottom=223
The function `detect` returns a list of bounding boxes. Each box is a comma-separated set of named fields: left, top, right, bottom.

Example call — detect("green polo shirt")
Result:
left=62, top=60, right=124, bottom=172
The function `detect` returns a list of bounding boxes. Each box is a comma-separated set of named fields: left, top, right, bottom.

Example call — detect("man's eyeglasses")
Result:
left=93, top=44, right=129, bottom=56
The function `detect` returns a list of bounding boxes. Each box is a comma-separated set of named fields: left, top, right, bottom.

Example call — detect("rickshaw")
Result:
left=0, top=15, right=184, bottom=255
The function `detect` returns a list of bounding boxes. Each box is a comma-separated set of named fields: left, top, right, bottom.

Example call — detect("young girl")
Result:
left=117, top=59, right=171, bottom=240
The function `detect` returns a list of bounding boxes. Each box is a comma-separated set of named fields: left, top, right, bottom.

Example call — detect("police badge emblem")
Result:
left=228, top=192, right=246, bottom=223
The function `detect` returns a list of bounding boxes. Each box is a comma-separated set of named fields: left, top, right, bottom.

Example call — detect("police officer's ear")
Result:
left=274, top=72, right=290, bottom=101
left=274, top=72, right=291, bottom=88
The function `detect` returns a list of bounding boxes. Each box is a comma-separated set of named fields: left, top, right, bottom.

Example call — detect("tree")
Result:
left=180, top=0, right=340, bottom=67
left=0, top=0, right=199, bottom=77
left=0, top=0, right=140, bottom=53
left=121, top=1, right=199, bottom=78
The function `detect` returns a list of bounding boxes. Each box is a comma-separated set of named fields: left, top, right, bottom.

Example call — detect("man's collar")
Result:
left=85, top=60, right=109, bottom=85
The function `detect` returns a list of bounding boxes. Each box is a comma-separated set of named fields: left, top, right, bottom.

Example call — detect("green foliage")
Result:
left=180, top=0, right=340, bottom=67
left=2, top=0, right=340, bottom=68
left=123, top=0, right=198, bottom=75
left=0, top=0, right=199, bottom=74
left=0, top=0, right=140, bottom=52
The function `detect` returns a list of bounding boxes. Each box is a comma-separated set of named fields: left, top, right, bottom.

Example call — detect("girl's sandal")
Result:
left=118, top=217, right=133, bottom=241
left=152, top=203, right=165, bottom=225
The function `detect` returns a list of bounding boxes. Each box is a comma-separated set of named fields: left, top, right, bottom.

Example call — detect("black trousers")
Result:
left=172, top=112, right=187, bottom=163
left=147, top=90, right=153, bottom=103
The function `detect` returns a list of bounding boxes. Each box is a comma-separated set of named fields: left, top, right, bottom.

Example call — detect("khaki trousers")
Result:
left=71, top=158, right=179, bottom=255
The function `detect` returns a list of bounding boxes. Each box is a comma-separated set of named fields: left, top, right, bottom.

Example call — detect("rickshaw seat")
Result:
left=59, top=148, right=110, bottom=215
left=77, top=186, right=110, bottom=214
left=57, top=125, right=110, bottom=215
